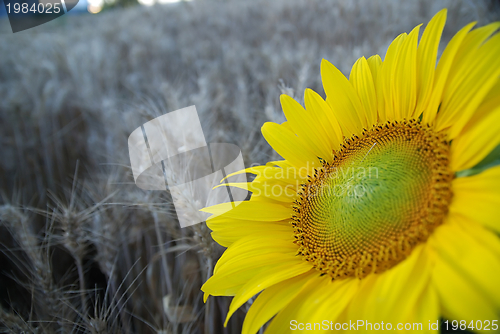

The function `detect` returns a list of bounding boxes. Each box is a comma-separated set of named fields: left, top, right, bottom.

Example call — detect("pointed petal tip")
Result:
left=436, top=7, right=447, bottom=17
left=279, top=93, right=291, bottom=102
left=261, top=121, right=273, bottom=131
left=320, top=58, right=334, bottom=72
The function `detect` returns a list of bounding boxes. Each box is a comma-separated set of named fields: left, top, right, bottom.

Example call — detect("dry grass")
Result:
left=0, top=0, right=499, bottom=332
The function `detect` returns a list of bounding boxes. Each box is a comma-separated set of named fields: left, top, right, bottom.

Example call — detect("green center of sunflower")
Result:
left=292, top=120, right=453, bottom=279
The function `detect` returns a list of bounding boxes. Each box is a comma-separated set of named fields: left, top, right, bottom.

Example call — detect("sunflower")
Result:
left=201, top=9, right=500, bottom=334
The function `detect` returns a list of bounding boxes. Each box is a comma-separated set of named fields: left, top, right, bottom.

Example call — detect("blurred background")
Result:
left=0, top=0, right=499, bottom=333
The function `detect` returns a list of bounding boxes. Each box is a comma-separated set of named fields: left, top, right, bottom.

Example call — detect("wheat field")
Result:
left=0, top=0, right=499, bottom=333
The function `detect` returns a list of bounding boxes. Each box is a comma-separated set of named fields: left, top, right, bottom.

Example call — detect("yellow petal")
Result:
left=450, top=104, right=500, bottom=171
left=442, top=22, right=500, bottom=110
left=208, top=217, right=291, bottom=247
left=437, top=32, right=500, bottom=138
left=414, top=9, right=447, bottom=118
left=220, top=165, right=304, bottom=198
left=206, top=215, right=288, bottom=232
left=444, top=22, right=500, bottom=90
left=366, top=54, right=384, bottom=122
left=224, top=261, right=312, bottom=326
left=347, top=244, right=431, bottom=324
left=321, top=59, right=366, bottom=137
left=214, top=234, right=296, bottom=272
left=265, top=159, right=296, bottom=170
left=412, top=284, right=439, bottom=334
left=280, top=94, right=334, bottom=160
left=380, top=33, right=407, bottom=121
left=366, top=54, right=382, bottom=80
left=203, top=257, right=300, bottom=299
left=451, top=211, right=500, bottom=259
left=304, top=279, right=360, bottom=326
left=481, top=77, right=500, bottom=109
left=393, top=25, right=420, bottom=119
left=265, top=277, right=359, bottom=334
left=214, top=182, right=296, bottom=203
left=201, top=201, right=291, bottom=221
left=430, top=215, right=500, bottom=309
left=304, top=88, right=343, bottom=152
left=241, top=270, right=317, bottom=334
left=202, top=235, right=298, bottom=297
left=261, top=122, right=320, bottom=170
left=349, top=57, right=377, bottom=125
left=214, top=243, right=297, bottom=277
left=450, top=165, right=500, bottom=233
left=220, top=166, right=261, bottom=182
left=422, top=22, right=476, bottom=124
left=432, top=261, right=497, bottom=325
left=460, top=79, right=500, bottom=138
left=430, top=219, right=499, bottom=323
left=280, top=120, right=294, bottom=132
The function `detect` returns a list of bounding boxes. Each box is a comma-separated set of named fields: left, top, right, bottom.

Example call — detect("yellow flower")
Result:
left=201, top=9, right=500, bottom=333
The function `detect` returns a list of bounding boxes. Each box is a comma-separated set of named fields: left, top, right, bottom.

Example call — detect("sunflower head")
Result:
left=293, top=119, right=454, bottom=279
left=201, top=8, right=500, bottom=334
